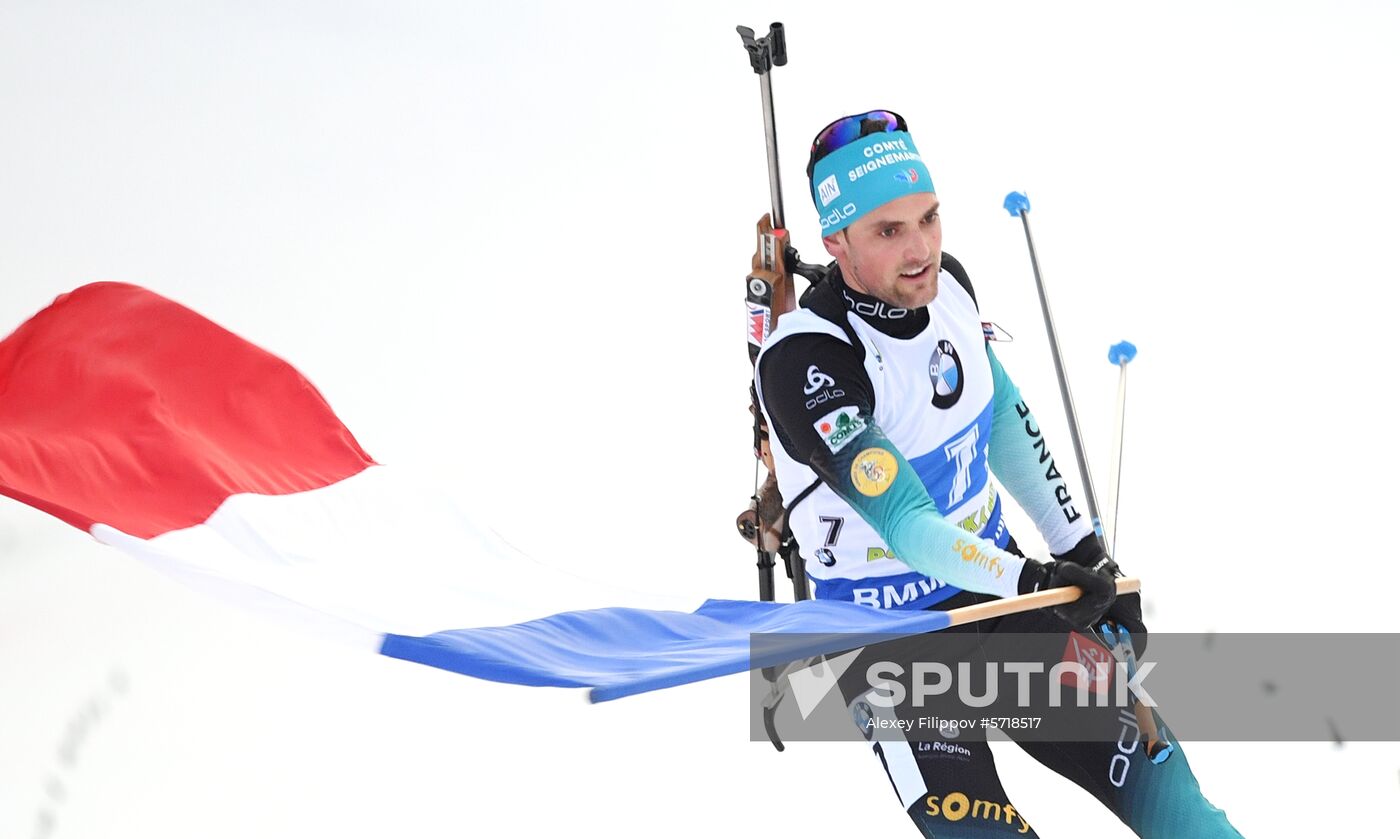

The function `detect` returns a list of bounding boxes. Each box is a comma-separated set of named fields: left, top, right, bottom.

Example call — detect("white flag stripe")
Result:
left=93, top=465, right=694, bottom=644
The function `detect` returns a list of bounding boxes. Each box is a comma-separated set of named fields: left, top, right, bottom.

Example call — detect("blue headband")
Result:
left=809, top=130, right=935, bottom=236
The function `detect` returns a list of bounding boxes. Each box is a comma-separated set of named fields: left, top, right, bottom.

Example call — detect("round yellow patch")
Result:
left=850, top=447, right=898, bottom=497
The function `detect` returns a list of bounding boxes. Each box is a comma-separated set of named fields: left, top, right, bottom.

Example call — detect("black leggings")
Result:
left=834, top=590, right=1243, bottom=838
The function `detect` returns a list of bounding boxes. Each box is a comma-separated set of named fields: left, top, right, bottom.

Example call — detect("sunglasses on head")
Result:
left=807, top=110, right=908, bottom=177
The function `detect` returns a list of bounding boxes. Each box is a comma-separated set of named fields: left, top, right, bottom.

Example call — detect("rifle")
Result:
left=733, top=22, right=814, bottom=603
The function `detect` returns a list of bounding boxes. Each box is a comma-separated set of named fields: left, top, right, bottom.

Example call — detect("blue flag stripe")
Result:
left=379, top=599, right=953, bottom=702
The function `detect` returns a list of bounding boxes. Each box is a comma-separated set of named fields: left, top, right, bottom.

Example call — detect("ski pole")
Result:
left=1003, top=193, right=1173, bottom=764
left=1002, top=192, right=1107, bottom=550
left=1097, top=342, right=1170, bottom=762
left=1104, top=341, right=1137, bottom=558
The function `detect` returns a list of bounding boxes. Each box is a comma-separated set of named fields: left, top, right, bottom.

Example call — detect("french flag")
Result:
left=0, top=283, right=952, bottom=701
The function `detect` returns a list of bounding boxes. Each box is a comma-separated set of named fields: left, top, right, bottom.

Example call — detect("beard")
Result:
left=850, top=260, right=939, bottom=310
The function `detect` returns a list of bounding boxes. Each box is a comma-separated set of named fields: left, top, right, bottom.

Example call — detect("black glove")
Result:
left=1106, top=591, right=1147, bottom=656
left=1018, top=557, right=1119, bottom=630
left=1053, top=534, right=1147, bottom=654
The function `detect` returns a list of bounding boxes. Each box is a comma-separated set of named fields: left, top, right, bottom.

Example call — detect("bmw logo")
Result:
left=929, top=339, right=964, bottom=409
left=852, top=700, right=876, bottom=740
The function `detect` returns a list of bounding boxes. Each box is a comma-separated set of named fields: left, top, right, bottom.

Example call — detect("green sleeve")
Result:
left=985, top=345, right=1095, bottom=554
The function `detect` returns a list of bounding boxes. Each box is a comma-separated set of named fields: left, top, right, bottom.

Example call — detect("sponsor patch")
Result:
left=804, top=365, right=836, bottom=395
left=951, top=538, right=1006, bottom=580
left=817, top=174, right=841, bottom=207
left=850, top=447, right=897, bottom=497
left=916, top=740, right=972, bottom=759
left=928, top=339, right=964, bottom=409
left=981, top=321, right=1014, bottom=342
left=851, top=699, right=876, bottom=740
left=866, top=547, right=897, bottom=562
left=813, top=405, right=866, bottom=453
left=925, top=791, right=1031, bottom=833
left=747, top=305, right=770, bottom=346
left=1060, top=631, right=1112, bottom=696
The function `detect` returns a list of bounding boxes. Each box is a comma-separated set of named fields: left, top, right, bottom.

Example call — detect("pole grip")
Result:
left=736, top=25, right=771, bottom=75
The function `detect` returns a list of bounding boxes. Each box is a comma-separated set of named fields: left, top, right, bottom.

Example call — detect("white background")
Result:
left=2, top=1, right=1397, bottom=836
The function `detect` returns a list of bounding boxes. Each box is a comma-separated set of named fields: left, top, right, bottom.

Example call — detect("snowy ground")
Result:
left=3, top=2, right=1398, bottom=836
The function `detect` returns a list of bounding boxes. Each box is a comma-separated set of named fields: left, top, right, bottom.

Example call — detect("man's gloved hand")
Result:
left=1018, top=558, right=1119, bottom=629
left=1104, top=591, right=1146, bottom=656
left=1053, top=534, right=1147, bottom=654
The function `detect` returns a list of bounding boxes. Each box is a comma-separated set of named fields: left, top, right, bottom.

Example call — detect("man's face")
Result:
left=823, top=193, right=942, bottom=310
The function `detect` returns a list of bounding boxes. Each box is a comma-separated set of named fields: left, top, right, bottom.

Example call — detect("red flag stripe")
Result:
left=0, top=282, right=374, bottom=539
